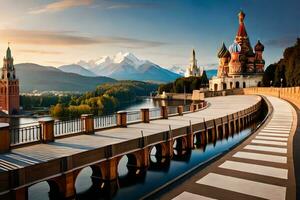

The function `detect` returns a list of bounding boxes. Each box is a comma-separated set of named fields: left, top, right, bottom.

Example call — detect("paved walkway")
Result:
left=160, top=96, right=297, bottom=200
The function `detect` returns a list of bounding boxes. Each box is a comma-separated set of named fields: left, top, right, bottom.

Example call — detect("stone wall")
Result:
left=240, top=87, right=300, bottom=109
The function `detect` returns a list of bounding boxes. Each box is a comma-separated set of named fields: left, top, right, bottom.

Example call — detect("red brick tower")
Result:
left=0, top=46, right=20, bottom=115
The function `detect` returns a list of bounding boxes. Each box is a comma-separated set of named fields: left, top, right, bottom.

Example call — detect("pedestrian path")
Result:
left=161, top=96, right=297, bottom=200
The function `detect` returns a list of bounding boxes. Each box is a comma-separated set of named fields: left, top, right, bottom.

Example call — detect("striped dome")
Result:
left=217, top=42, right=230, bottom=58
left=229, top=41, right=241, bottom=53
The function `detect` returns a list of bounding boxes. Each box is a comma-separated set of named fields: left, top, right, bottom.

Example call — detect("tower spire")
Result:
left=191, top=49, right=197, bottom=67
left=6, top=42, right=12, bottom=59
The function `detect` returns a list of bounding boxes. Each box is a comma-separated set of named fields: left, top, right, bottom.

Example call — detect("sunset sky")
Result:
left=0, top=0, right=299, bottom=69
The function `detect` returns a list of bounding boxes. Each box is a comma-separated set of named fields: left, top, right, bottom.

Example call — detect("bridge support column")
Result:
left=177, top=106, right=184, bottom=116
left=133, top=147, right=150, bottom=171
left=11, top=187, right=28, bottom=200
left=100, top=157, right=119, bottom=181
left=186, top=133, right=194, bottom=149
left=161, top=106, right=168, bottom=119
left=0, top=123, right=10, bottom=153
left=81, top=114, right=94, bottom=134
left=141, top=109, right=150, bottom=123
left=162, top=140, right=173, bottom=158
left=39, top=119, right=54, bottom=143
left=117, top=111, right=127, bottom=128
left=200, top=131, right=207, bottom=145
left=51, top=172, right=76, bottom=199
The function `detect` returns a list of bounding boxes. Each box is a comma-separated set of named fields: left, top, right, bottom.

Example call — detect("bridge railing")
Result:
left=9, top=124, right=42, bottom=146
left=6, top=101, right=208, bottom=148
left=127, top=110, right=142, bottom=123
left=54, top=118, right=83, bottom=137
left=168, top=106, right=178, bottom=115
left=94, top=114, right=117, bottom=129
left=149, top=107, right=161, bottom=119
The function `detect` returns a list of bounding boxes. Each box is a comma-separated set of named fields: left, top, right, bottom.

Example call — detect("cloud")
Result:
left=29, top=0, right=161, bottom=14
left=29, top=0, right=94, bottom=14
left=18, top=49, right=62, bottom=55
left=0, top=29, right=166, bottom=48
left=264, top=35, right=299, bottom=48
left=105, top=2, right=159, bottom=10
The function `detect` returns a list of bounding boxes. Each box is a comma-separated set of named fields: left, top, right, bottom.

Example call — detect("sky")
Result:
left=0, top=0, right=299, bottom=69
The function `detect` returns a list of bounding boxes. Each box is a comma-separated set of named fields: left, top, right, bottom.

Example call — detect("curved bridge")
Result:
left=0, top=95, right=262, bottom=199
left=159, top=87, right=300, bottom=200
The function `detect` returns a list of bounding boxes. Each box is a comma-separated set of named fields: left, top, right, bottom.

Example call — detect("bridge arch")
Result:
left=117, top=153, right=139, bottom=178
left=74, top=164, right=103, bottom=194
left=173, top=137, right=188, bottom=155
left=28, top=179, right=62, bottom=200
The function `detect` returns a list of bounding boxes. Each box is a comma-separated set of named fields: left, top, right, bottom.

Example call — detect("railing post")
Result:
left=177, top=105, right=184, bottom=116
left=39, top=119, right=54, bottom=143
left=190, top=104, right=197, bottom=112
left=117, top=111, right=127, bottom=127
left=0, top=123, right=10, bottom=153
left=161, top=106, right=168, bottom=119
left=81, top=114, right=94, bottom=134
left=141, top=108, right=150, bottom=123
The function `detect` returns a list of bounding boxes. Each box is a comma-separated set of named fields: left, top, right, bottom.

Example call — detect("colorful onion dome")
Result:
left=229, top=41, right=241, bottom=53
left=217, top=42, right=230, bottom=58
left=255, top=40, right=264, bottom=51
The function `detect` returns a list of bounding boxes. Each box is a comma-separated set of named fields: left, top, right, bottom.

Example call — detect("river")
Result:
left=0, top=98, right=190, bottom=127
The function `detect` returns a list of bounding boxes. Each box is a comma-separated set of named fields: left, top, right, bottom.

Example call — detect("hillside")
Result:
left=263, top=38, right=300, bottom=86
left=15, top=63, right=116, bottom=92
left=51, top=80, right=158, bottom=118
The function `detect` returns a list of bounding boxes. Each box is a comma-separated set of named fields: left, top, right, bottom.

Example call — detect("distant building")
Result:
left=0, top=46, right=20, bottom=115
left=185, top=49, right=203, bottom=77
left=209, top=10, right=265, bottom=91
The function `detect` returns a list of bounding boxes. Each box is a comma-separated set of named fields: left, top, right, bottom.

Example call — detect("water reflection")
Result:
left=28, top=121, right=259, bottom=200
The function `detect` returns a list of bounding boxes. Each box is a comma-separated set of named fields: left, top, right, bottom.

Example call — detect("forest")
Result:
left=49, top=81, right=158, bottom=119
left=158, top=70, right=209, bottom=94
left=262, top=38, right=300, bottom=87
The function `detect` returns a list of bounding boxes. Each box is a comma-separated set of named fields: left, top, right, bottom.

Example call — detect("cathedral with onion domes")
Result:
left=209, top=10, right=265, bottom=91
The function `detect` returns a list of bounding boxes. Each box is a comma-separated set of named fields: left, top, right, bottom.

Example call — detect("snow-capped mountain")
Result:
left=167, top=65, right=186, bottom=76
left=77, top=52, right=181, bottom=82
left=58, top=64, right=96, bottom=77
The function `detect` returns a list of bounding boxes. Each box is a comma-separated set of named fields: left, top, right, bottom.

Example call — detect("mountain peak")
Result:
left=75, top=52, right=181, bottom=82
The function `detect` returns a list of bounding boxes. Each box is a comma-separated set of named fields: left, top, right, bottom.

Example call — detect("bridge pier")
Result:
left=11, top=187, right=28, bottom=200
left=160, top=140, right=174, bottom=158
left=52, top=172, right=76, bottom=199
left=100, top=157, right=119, bottom=181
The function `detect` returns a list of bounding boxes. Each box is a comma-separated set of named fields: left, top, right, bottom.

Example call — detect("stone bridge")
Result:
left=0, top=95, right=262, bottom=200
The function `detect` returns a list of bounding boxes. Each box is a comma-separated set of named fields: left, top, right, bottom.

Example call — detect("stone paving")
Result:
left=160, top=96, right=297, bottom=200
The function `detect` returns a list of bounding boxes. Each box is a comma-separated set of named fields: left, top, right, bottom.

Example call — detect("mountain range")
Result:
left=15, top=63, right=115, bottom=92
left=15, top=52, right=218, bottom=92
left=73, top=52, right=181, bottom=82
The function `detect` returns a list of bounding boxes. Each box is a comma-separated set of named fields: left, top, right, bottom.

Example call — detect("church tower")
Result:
left=0, top=45, right=20, bottom=115
left=185, top=49, right=201, bottom=77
